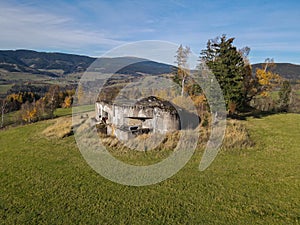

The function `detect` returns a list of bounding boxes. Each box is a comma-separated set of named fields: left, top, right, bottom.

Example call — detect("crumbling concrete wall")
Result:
left=95, top=101, right=180, bottom=134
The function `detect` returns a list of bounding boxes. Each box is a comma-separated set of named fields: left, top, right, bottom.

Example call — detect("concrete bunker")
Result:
left=95, top=96, right=200, bottom=140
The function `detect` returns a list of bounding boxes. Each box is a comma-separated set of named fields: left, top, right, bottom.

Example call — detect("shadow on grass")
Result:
left=227, top=107, right=284, bottom=120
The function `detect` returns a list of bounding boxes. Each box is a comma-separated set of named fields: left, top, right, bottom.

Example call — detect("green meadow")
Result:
left=0, top=114, right=299, bottom=224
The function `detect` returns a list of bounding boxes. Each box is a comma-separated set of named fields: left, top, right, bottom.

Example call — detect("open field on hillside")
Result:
left=1, top=105, right=94, bottom=128
left=0, top=114, right=299, bottom=224
left=0, top=84, right=13, bottom=95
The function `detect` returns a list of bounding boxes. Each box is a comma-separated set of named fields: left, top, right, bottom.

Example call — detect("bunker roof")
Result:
left=97, top=96, right=177, bottom=113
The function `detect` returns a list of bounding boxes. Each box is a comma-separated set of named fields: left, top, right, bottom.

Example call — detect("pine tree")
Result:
left=200, top=35, right=247, bottom=111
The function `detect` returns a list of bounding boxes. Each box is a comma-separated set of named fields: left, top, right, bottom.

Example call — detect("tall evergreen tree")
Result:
left=200, top=35, right=247, bottom=111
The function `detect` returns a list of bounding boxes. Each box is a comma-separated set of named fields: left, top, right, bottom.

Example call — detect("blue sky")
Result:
left=0, top=0, right=299, bottom=64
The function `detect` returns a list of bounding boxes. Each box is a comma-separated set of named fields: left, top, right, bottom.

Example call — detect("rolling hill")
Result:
left=0, top=50, right=95, bottom=76
left=0, top=49, right=299, bottom=98
left=0, top=50, right=174, bottom=77
left=1, top=49, right=299, bottom=79
left=252, top=63, right=300, bottom=80
left=0, top=112, right=299, bottom=224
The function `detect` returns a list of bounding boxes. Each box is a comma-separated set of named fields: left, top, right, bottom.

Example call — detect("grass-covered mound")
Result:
left=0, top=114, right=299, bottom=224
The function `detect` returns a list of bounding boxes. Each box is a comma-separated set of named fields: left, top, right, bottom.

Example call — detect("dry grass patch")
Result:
left=42, top=116, right=73, bottom=138
left=221, top=119, right=254, bottom=149
left=42, top=114, right=254, bottom=152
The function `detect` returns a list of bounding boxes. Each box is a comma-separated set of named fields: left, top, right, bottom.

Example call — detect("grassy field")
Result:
left=54, top=104, right=94, bottom=117
left=0, top=114, right=299, bottom=224
left=1, top=111, right=20, bottom=127
left=0, top=71, right=80, bottom=97
left=1, top=105, right=94, bottom=127
left=0, top=84, right=13, bottom=95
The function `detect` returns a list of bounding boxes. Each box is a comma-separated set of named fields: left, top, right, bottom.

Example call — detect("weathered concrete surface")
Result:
left=95, top=96, right=200, bottom=140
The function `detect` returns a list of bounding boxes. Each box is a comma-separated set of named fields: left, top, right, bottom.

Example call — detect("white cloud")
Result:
left=0, top=2, right=124, bottom=54
left=0, top=0, right=299, bottom=64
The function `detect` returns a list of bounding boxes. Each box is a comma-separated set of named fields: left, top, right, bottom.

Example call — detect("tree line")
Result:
left=174, top=34, right=293, bottom=115
left=1, top=86, right=75, bottom=127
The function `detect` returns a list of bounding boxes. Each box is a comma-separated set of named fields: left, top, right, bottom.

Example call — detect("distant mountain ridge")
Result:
left=0, top=50, right=95, bottom=76
left=0, top=49, right=299, bottom=80
left=0, top=50, right=174, bottom=76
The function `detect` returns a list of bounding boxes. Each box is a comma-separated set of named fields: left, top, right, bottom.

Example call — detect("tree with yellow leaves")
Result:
left=20, top=101, right=37, bottom=123
left=255, top=58, right=281, bottom=97
left=45, top=85, right=60, bottom=118
left=63, top=96, right=73, bottom=108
